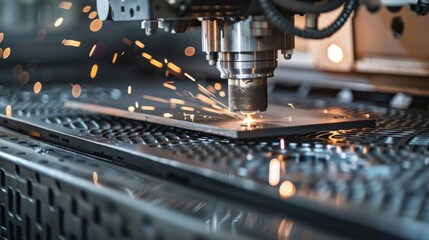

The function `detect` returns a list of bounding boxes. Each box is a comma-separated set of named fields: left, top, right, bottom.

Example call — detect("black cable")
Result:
left=260, top=0, right=357, bottom=39
left=273, top=0, right=346, bottom=14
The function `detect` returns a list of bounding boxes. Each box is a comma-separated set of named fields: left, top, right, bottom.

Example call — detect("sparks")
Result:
left=71, top=84, right=82, bottom=98
left=92, top=172, right=102, bottom=189
left=184, top=73, right=195, bottom=81
left=214, top=83, right=222, bottom=91
left=62, top=39, right=81, bottom=47
left=141, top=106, right=155, bottom=111
left=170, top=98, right=185, bottom=105
left=279, top=181, right=296, bottom=199
left=89, top=44, right=97, bottom=57
left=88, top=11, right=98, bottom=19
left=5, top=105, right=12, bottom=117
left=196, top=94, right=217, bottom=106
left=269, top=158, right=281, bottom=186
left=167, top=62, right=182, bottom=73
left=90, top=64, right=98, bottom=79
left=54, top=17, right=64, bottom=27
left=2, top=47, right=11, bottom=59
left=82, top=6, right=91, bottom=13
left=184, top=46, right=195, bottom=57
left=142, top=52, right=152, bottom=60
left=244, top=114, right=253, bottom=127
left=89, top=19, right=103, bottom=32
left=112, top=52, right=118, bottom=64
left=33, top=82, right=42, bottom=94
left=59, top=1, right=73, bottom=9
left=288, top=103, right=295, bottom=109
left=163, top=82, right=177, bottom=90
left=150, top=59, right=163, bottom=68
left=181, top=106, right=195, bottom=112
left=135, top=40, right=145, bottom=48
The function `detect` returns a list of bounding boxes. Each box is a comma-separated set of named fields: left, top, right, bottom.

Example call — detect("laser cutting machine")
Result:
left=0, top=0, right=429, bottom=240
left=95, top=0, right=429, bottom=114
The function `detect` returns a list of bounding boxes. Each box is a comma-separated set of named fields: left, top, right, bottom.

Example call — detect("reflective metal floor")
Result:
left=0, top=82, right=428, bottom=239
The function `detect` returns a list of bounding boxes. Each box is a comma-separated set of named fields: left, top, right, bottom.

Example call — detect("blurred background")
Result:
left=0, top=0, right=428, bottom=108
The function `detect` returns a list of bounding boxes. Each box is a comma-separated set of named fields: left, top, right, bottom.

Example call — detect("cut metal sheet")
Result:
left=65, top=100, right=375, bottom=139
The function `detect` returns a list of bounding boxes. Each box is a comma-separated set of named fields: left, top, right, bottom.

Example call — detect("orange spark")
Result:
left=2, top=47, right=11, bottom=59
left=142, top=52, right=152, bottom=60
left=112, top=52, right=118, bottom=64
left=62, top=39, right=81, bottom=47
left=141, top=106, right=155, bottom=111
left=150, top=59, right=163, bottom=68
left=59, top=1, right=73, bottom=9
left=82, top=6, right=91, bottom=13
left=167, top=62, right=182, bottom=73
left=184, top=46, right=195, bottom=57
left=181, top=106, right=195, bottom=112
left=135, top=40, right=145, bottom=48
left=170, top=98, right=185, bottom=105
left=72, top=84, right=82, bottom=98
left=279, top=181, right=296, bottom=199
left=92, top=172, right=102, bottom=189
left=214, top=83, right=222, bottom=90
left=5, top=105, right=12, bottom=117
left=88, top=11, right=98, bottom=19
left=89, top=19, right=103, bottom=32
left=163, top=82, right=177, bottom=91
left=90, top=64, right=98, bottom=79
left=33, top=82, right=42, bottom=94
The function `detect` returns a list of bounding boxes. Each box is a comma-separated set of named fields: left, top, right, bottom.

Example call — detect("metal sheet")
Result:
left=65, top=100, right=375, bottom=139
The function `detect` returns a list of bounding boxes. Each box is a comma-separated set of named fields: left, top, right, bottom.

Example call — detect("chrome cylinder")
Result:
left=229, top=78, right=268, bottom=112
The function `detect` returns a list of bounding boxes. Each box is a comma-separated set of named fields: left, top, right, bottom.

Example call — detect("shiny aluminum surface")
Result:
left=64, top=101, right=374, bottom=139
